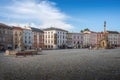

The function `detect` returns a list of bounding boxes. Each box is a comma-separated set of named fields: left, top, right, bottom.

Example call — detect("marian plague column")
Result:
left=100, top=21, right=109, bottom=48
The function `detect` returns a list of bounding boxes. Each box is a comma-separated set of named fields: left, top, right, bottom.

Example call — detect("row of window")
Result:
left=44, top=31, right=66, bottom=34
left=33, top=32, right=43, bottom=35
left=73, top=36, right=83, bottom=39
left=0, top=29, right=12, bottom=34
left=14, top=38, right=22, bottom=41
left=0, top=37, right=12, bottom=42
left=24, top=36, right=32, bottom=39
left=109, top=41, right=118, bottom=44
left=24, top=41, right=32, bottom=44
left=108, top=38, right=119, bottom=40
left=45, top=45, right=53, bottom=48
left=73, top=41, right=83, bottom=44
left=44, top=32, right=53, bottom=34
left=44, top=35, right=66, bottom=39
left=45, top=40, right=66, bottom=44
left=109, top=34, right=119, bottom=37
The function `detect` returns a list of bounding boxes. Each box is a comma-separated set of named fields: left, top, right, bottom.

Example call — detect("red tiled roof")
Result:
left=13, top=26, right=23, bottom=30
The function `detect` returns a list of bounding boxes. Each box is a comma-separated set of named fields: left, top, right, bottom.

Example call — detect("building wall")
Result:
left=44, top=30, right=67, bottom=49
left=97, top=33, right=103, bottom=45
left=32, top=31, right=44, bottom=49
left=39, top=32, right=44, bottom=49
left=119, top=33, right=120, bottom=47
left=90, top=32, right=97, bottom=46
left=13, top=27, right=23, bottom=50
left=56, top=30, right=67, bottom=48
left=0, top=23, right=13, bottom=50
left=44, top=30, right=56, bottom=49
left=83, top=31, right=97, bottom=47
left=67, top=33, right=83, bottom=48
left=67, top=33, right=73, bottom=48
left=108, top=33, right=119, bottom=47
left=83, top=33, right=90, bottom=47
left=32, top=31, right=38, bottom=49
left=23, top=28, right=33, bottom=49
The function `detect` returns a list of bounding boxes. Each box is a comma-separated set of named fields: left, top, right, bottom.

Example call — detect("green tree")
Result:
left=80, top=30, right=83, bottom=33
left=84, top=28, right=90, bottom=31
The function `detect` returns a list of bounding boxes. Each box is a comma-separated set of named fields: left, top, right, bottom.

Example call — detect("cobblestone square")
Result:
left=0, top=48, right=120, bottom=80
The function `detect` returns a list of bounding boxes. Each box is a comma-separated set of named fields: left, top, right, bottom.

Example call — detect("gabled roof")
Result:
left=68, top=32, right=83, bottom=35
left=43, top=27, right=68, bottom=32
left=83, top=30, right=97, bottom=34
left=12, top=26, right=23, bottom=30
left=0, top=23, right=12, bottom=29
left=107, top=31, right=119, bottom=34
left=31, top=27, right=43, bottom=32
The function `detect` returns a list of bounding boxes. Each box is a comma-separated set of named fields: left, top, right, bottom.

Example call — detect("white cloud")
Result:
left=3, top=0, right=74, bottom=30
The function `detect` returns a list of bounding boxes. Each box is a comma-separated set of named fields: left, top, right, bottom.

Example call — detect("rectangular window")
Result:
left=51, top=35, right=53, bottom=38
left=48, top=35, right=50, bottom=38
left=29, top=41, right=31, bottom=44
left=74, top=36, right=76, bottom=39
left=0, top=30, right=1, bottom=34
left=48, top=40, right=50, bottom=43
left=51, top=40, right=53, bottom=43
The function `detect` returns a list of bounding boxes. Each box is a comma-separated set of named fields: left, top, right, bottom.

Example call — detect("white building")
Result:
left=107, top=31, right=119, bottom=47
left=119, top=33, right=120, bottom=47
left=44, top=27, right=68, bottom=49
left=23, top=26, right=33, bottom=49
left=67, top=33, right=83, bottom=48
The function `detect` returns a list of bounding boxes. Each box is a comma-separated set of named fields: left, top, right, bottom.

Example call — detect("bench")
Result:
left=16, top=50, right=38, bottom=57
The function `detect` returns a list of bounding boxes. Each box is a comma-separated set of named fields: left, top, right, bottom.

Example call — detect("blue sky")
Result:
left=0, top=0, right=120, bottom=32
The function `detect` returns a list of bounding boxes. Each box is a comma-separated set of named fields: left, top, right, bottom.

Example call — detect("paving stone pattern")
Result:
left=0, top=48, right=120, bottom=80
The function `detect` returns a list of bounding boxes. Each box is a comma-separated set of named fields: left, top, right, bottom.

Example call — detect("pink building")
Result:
left=83, top=31, right=97, bottom=47
left=67, top=33, right=83, bottom=48
left=90, top=32, right=97, bottom=46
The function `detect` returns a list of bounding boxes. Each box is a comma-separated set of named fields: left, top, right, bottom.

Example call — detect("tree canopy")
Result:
left=84, top=28, right=90, bottom=31
left=80, top=28, right=90, bottom=32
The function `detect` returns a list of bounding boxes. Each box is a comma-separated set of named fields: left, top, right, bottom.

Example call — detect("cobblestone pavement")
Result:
left=0, top=48, right=120, bottom=80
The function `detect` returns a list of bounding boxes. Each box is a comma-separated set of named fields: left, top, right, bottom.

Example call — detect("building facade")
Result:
left=23, top=26, right=33, bottom=49
left=83, top=31, right=97, bottom=48
left=66, top=33, right=72, bottom=48
left=44, top=27, right=68, bottom=49
left=12, top=26, right=23, bottom=51
left=107, top=31, right=119, bottom=47
left=119, top=33, right=120, bottom=47
left=97, top=32, right=104, bottom=47
left=31, top=27, right=44, bottom=49
left=67, top=33, right=83, bottom=48
left=0, top=23, right=13, bottom=51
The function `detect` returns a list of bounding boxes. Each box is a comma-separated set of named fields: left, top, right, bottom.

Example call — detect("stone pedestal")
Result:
left=5, top=50, right=10, bottom=55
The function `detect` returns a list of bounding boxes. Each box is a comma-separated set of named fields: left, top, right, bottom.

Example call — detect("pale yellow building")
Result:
left=12, top=26, right=23, bottom=51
